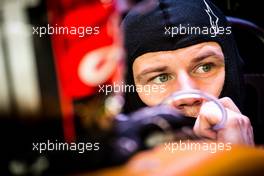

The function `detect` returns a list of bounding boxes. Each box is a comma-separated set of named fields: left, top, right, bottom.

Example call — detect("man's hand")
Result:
left=193, top=97, right=254, bottom=146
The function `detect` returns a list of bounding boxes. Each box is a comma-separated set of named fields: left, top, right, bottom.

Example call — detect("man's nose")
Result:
left=172, top=71, right=202, bottom=108
left=171, top=97, right=204, bottom=109
left=177, top=71, right=197, bottom=91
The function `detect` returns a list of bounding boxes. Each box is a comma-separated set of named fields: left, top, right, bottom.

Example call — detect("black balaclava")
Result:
left=122, top=0, right=244, bottom=114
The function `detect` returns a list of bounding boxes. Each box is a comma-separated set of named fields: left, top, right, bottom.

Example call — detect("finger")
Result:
left=193, top=116, right=217, bottom=139
left=242, top=116, right=255, bottom=146
left=241, top=116, right=254, bottom=145
left=218, top=97, right=241, bottom=113
left=193, top=101, right=221, bottom=139
left=238, top=118, right=249, bottom=144
left=237, top=115, right=255, bottom=146
left=199, top=101, right=222, bottom=126
left=247, top=126, right=253, bottom=146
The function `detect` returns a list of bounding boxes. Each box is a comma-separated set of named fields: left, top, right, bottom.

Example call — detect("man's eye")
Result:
left=195, top=63, right=214, bottom=74
left=152, top=74, right=172, bottom=84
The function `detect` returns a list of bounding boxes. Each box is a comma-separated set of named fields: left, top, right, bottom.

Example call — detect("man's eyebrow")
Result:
left=191, top=50, right=224, bottom=63
left=136, top=66, right=168, bottom=81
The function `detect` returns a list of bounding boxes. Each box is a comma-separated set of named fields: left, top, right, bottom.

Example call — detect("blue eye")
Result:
left=152, top=74, right=172, bottom=84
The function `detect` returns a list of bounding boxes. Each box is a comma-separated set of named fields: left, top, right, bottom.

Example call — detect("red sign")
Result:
left=47, top=0, right=123, bottom=142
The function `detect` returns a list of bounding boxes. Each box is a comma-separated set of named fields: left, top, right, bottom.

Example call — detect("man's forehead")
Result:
left=134, top=41, right=223, bottom=63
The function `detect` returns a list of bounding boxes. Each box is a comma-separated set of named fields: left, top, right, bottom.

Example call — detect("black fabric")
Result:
left=122, top=0, right=245, bottom=114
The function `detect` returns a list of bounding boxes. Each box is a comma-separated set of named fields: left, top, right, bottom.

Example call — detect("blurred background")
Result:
left=0, top=0, right=263, bottom=175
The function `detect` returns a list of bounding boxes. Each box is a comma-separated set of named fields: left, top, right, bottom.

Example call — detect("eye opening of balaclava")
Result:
left=122, top=0, right=245, bottom=114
